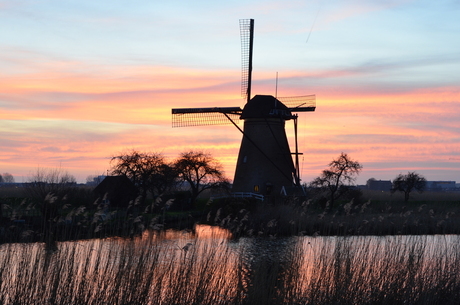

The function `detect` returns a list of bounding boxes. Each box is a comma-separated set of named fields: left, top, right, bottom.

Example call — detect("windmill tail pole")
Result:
left=294, top=116, right=301, bottom=187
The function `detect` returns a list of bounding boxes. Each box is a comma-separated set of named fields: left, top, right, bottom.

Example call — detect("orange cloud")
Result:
left=1, top=60, right=459, bottom=184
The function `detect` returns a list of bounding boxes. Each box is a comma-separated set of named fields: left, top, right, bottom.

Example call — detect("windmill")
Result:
left=172, top=19, right=316, bottom=198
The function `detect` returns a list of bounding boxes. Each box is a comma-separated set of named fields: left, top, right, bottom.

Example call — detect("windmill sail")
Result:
left=278, top=95, right=316, bottom=112
left=172, top=107, right=242, bottom=127
left=240, top=19, right=254, bottom=103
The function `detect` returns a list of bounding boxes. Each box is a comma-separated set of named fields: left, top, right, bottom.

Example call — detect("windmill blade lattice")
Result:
left=172, top=107, right=242, bottom=127
left=278, top=95, right=316, bottom=112
left=240, top=19, right=254, bottom=102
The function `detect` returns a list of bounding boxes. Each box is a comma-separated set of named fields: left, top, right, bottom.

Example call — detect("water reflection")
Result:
left=1, top=226, right=460, bottom=304
left=141, top=223, right=232, bottom=241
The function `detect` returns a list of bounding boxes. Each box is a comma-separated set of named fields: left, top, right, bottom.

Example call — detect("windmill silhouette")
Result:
left=172, top=19, right=316, bottom=198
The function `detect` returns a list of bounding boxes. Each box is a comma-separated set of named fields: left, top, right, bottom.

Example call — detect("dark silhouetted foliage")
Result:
left=391, top=171, right=427, bottom=202
left=110, top=150, right=177, bottom=203
left=174, top=151, right=229, bottom=205
left=310, top=152, right=363, bottom=207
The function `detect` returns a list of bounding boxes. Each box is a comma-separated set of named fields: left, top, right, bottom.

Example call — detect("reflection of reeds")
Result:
left=1, top=233, right=459, bottom=304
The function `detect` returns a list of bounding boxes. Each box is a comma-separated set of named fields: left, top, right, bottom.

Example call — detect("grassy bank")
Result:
left=208, top=190, right=460, bottom=237
left=0, top=185, right=201, bottom=244
left=1, top=186, right=459, bottom=243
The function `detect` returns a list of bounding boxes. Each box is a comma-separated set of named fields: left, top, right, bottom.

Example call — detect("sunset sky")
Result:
left=1, top=0, right=459, bottom=185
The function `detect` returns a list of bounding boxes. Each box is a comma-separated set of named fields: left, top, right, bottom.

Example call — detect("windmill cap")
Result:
left=241, top=95, right=292, bottom=119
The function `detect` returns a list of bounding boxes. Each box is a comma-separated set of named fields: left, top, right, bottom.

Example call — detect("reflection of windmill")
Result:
left=172, top=19, right=316, bottom=198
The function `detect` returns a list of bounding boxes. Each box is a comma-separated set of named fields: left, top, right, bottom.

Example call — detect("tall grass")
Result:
left=283, top=235, right=460, bottom=304
left=0, top=227, right=240, bottom=305
left=1, top=228, right=460, bottom=304
left=209, top=191, right=460, bottom=237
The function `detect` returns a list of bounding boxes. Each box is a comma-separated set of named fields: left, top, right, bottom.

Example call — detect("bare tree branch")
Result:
left=310, top=152, right=362, bottom=207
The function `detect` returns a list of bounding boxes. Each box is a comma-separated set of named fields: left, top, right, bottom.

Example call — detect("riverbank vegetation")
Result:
left=1, top=181, right=460, bottom=244
left=1, top=231, right=459, bottom=304
left=208, top=189, right=460, bottom=237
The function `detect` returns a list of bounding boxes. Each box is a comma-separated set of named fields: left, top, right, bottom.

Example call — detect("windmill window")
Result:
left=243, top=156, right=247, bottom=163
left=266, top=183, right=273, bottom=194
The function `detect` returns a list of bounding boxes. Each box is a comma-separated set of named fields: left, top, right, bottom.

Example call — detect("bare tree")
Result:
left=25, top=167, right=77, bottom=247
left=391, top=171, right=427, bottom=202
left=310, top=152, right=363, bottom=207
left=2, top=173, right=15, bottom=183
left=26, top=167, right=77, bottom=202
left=110, top=150, right=176, bottom=202
left=174, top=151, right=229, bottom=204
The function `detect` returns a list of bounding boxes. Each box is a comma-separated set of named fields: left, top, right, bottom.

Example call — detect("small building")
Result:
left=426, top=181, right=456, bottom=192
left=86, top=175, right=106, bottom=187
left=366, top=179, right=392, bottom=191
left=93, top=176, right=138, bottom=208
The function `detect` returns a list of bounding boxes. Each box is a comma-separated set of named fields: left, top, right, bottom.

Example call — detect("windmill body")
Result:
left=171, top=19, right=316, bottom=199
left=232, top=95, right=295, bottom=196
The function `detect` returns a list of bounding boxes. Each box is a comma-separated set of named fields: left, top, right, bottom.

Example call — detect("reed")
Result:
left=1, top=230, right=459, bottom=304
left=209, top=190, right=460, bottom=237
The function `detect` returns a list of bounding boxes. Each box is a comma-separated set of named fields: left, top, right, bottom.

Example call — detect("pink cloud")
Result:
left=1, top=59, right=459, bottom=184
